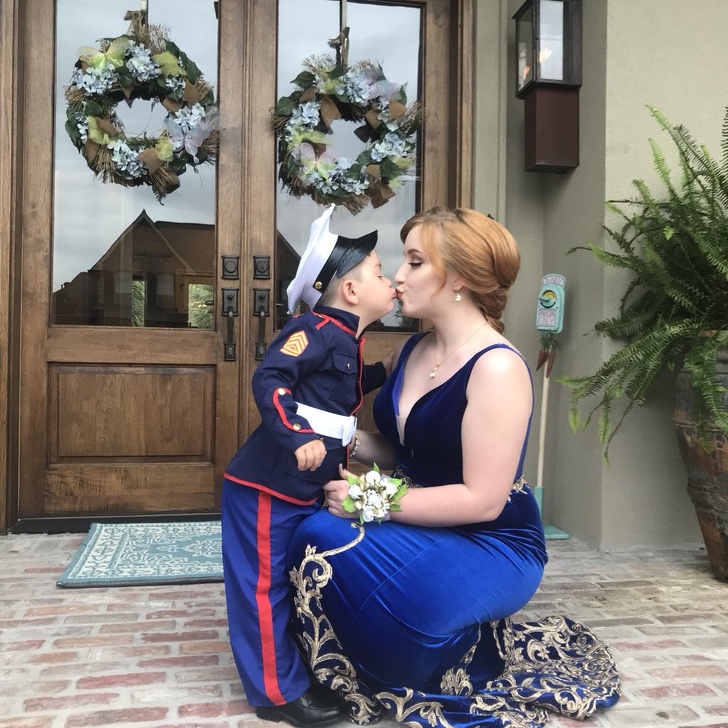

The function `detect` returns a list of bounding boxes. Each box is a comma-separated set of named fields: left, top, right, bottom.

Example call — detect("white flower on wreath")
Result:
left=109, top=140, right=146, bottom=179
left=76, top=116, right=89, bottom=144
left=126, top=41, right=160, bottom=83
left=342, top=70, right=370, bottom=106
left=370, top=78, right=402, bottom=104
left=165, top=75, right=186, bottom=95
left=292, top=144, right=364, bottom=196
left=71, top=66, right=116, bottom=95
left=164, top=103, right=218, bottom=162
left=290, top=101, right=321, bottom=128
left=370, top=131, right=412, bottom=162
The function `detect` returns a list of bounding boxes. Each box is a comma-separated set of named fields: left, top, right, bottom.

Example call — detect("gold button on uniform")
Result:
left=277, top=388, right=286, bottom=395
left=293, top=423, right=302, bottom=431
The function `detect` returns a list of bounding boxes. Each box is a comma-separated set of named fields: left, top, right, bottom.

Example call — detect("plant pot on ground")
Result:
left=560, top=106, right=728, bottom=582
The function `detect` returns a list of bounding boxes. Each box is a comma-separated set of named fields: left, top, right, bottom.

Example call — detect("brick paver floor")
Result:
left=2, top=531, right=727, bottom=728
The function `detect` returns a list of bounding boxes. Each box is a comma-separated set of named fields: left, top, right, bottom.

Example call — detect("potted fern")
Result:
left=560, top=106, right=728, bottom=581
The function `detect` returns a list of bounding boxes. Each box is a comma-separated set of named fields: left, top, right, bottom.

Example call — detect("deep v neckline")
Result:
left=393, top=335, right=519, bottom=446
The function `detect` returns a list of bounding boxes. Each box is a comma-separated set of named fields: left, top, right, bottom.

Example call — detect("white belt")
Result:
left=295, top=402, right=357, bottom=446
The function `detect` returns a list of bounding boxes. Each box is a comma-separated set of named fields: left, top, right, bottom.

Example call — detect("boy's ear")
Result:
left=339, top=278, right=359, bottom=305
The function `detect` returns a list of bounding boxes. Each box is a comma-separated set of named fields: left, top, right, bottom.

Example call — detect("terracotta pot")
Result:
left=673, top=347, right=728, bottom=582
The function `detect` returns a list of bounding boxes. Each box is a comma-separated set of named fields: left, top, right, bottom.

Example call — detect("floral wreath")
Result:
left=273, top=55, right=421, bottom=214
left=64, top=18, right=218, bottom=202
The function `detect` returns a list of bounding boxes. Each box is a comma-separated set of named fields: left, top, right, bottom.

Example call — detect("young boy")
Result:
left=221, top=204, right=394, bottom=727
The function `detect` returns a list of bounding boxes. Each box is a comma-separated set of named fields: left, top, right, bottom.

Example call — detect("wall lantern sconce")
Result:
left=513, top=0, right=582, bottom=173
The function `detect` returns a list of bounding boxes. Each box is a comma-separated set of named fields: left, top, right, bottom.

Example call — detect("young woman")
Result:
left=286, top=208, right=621, bottom=728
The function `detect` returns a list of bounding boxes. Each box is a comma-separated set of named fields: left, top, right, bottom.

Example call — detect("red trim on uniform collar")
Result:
left=313, top=313, right=357, bottom=336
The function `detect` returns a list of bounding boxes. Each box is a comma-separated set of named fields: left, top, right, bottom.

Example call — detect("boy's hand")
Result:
left=294, top=439, right=326, bottom=471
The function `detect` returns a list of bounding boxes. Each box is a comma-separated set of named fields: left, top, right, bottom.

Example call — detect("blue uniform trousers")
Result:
left=222, top=478, right=321, bottom=707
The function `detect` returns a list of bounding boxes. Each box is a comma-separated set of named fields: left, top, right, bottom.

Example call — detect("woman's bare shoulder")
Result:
left=469, top=343, right=531, bottom=392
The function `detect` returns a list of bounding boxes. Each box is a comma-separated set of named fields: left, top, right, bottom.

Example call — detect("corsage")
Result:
left=342, top=464, right=408, bottom=524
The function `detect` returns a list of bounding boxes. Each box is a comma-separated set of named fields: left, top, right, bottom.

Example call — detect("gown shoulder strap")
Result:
left=470, top=343, right=534, bottom=479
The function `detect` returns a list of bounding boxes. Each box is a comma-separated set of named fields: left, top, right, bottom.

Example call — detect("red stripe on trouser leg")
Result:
left=255, top=492, right=287, bottom=705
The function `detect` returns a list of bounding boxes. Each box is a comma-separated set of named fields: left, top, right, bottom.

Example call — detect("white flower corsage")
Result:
left=342, top=464, right=408, bottom=524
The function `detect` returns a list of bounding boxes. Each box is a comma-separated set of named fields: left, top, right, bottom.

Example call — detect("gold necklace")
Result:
left=429, top=322, right=488, bottom=378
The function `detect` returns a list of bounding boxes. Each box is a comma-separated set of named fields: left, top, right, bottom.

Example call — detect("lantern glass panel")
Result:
left=516, top=6, right=534, bottom=93
left=538, top=0, right=564, bottom=81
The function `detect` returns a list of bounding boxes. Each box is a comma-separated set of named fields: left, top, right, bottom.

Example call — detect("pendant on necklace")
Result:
left=429, top=366, right=439, bottom=378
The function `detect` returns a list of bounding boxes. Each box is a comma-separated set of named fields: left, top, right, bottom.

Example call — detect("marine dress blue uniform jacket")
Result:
left=224, top=305, right=384, bottom=503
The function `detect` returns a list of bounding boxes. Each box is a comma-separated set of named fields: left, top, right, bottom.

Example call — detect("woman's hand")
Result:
left=323, top=464, right=357, bottom=519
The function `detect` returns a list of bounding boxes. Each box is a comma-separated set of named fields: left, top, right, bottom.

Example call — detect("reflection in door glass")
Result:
left=51, top=0, right=218, bottom=328
left=275, top=0, right=421, bottom=331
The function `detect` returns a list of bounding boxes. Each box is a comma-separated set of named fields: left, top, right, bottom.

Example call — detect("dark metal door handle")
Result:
left=254, top=288, right=270, bottom=361
left=222, top=288, right=239, bottom=361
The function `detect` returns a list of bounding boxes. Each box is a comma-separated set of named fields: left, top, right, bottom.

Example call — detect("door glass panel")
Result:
left=51, top=0, right=218, bottom=328
left=275, top=0, right=421, bottom=331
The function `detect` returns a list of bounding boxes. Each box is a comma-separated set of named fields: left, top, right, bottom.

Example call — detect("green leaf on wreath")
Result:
left=380, top=158, right=398, bottom=181
left=169, top=157, right=187, bottom=174
left=83, top=99, right=103, bottom=117
left=166, top=40, right=202, bottom=83
left=292, top=71, right=316, bottom=89
left=275, top=97, right=297, bottom=117
left=65, top=116, right=81, bottom=149
left=115, top=66, right=134, bottom=88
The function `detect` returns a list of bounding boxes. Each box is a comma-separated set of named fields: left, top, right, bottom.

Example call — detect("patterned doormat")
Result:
left=57, top=521, right=223, bottom=588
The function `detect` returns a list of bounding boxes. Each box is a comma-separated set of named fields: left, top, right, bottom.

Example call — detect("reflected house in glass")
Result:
left=52, top=211, right=214, bottom=328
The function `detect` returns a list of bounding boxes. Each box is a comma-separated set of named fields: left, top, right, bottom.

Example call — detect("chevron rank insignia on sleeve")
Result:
left=280, top=331, right=309, bottom=357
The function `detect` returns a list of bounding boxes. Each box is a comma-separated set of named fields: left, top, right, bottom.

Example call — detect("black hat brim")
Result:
left=315, top=230, right=378, bottom=292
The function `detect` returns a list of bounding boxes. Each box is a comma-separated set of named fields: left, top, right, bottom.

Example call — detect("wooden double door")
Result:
left=7, top=0, right=470, bottom=531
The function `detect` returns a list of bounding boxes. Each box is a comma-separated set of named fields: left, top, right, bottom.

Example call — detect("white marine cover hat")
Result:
left=286, top=204, right=378, bottom=313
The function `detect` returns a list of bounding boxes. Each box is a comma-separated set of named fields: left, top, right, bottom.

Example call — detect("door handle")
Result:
left=222, top=288, right=239, bottom=361
left=254, top=288, right=270, bottom=361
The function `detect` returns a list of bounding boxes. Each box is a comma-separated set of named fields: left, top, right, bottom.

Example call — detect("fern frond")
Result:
left=563, top=105, right=728, bottom=457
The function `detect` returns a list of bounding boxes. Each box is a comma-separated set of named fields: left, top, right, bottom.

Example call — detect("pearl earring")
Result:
left=455, top=292, right=462, bottom=302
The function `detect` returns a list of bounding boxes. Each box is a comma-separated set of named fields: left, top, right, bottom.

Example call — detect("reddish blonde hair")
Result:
left=400, top=207, right=520, bottom=334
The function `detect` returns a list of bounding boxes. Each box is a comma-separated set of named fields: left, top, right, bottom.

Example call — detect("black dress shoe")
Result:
left=255, top=686, right=345, bottom=727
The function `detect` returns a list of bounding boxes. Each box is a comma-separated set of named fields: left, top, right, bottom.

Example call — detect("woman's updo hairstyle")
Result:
left=400, top=207, right=520, bottom=334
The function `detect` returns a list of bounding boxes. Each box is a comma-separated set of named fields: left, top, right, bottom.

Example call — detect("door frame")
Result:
left=0, top=0, right=21, bottom=535
left=0, top=0, right=477, bottom=533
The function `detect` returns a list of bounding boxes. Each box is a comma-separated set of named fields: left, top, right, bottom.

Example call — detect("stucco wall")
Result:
left=595, top=0, right=728, bottom=546
left=475, top=0, right=728, bottom=547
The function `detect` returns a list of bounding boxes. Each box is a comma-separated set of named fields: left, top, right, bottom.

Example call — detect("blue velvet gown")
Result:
left=288, top=335, right=621, bottom=727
